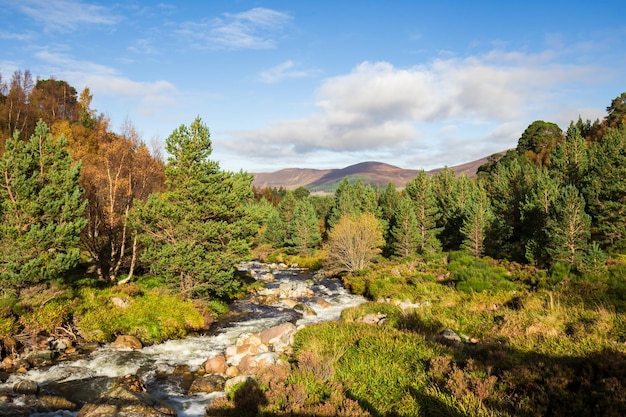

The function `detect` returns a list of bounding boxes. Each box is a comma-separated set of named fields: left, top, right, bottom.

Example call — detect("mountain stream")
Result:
left=0, top=262, right=366, bottom=417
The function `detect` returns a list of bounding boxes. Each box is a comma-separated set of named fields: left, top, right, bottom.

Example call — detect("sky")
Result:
left=1, top=1, right=625, bottom=173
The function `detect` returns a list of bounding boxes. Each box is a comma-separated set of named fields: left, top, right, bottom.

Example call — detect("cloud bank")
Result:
left=223, top=51, right=604, bottom=170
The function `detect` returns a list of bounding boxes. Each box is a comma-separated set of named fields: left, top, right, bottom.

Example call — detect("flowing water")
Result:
left=1, top=263, right=366, bottom=417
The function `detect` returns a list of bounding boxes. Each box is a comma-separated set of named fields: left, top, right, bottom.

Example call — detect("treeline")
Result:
left=1, top=67, right=625, bottom=301
left=255, top=93, right=626, bottom=277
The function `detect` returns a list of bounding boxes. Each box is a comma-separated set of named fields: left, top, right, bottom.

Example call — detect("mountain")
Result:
left=252, top=154, right=497, bottom=192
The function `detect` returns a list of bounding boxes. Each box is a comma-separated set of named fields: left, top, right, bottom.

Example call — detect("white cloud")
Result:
left=259, top=61, right=316, bottom=83
left=9, top=0, right=119, bottom=32
left=33, top=50, right=177, bottom=117
left=225, top=50, right=606, bottom=170
left=178, top=7, right=292, bottom=50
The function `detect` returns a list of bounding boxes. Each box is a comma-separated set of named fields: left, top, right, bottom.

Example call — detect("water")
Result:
left=1, top=263, right=366, bottom=417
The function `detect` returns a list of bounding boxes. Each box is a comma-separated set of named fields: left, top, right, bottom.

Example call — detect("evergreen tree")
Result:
left=404, top=171, right=441, bottom=255
left=582, top=126, right=626, bottom=252
left=391, top=196, right=420, bottom=257
left=461, top=183, right=492, bottom=257
left=546, top=185, right=591, bottom=266
left=133, top=117, right=257, bottom=298
left=328, top=177, right=379, bottom=227
left=287, top=199, right=322, bottom=253
left=549, top=122, right=589, bottom=188
left=261, top=205, right=285, bottom=248
left=0, top=120, right=87, bottom=289
left=519, top=170, right=560, bottom=265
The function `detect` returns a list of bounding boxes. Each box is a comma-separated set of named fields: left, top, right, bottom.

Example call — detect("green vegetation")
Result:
left=2, top=70, right=626, bottom=416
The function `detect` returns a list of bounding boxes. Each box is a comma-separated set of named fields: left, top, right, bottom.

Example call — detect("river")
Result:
left=0, top=262, right=366, bottom=417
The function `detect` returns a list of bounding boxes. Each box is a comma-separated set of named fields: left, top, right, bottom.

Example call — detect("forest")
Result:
left=2, top=68, right=626, bottom=416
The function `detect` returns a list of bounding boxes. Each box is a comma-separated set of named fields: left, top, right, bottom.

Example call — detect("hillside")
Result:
left=251, top=155, right=495, bottom=191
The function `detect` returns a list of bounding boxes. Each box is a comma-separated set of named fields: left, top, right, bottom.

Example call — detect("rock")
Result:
left=397, top=299, right=423, bottom=310
left=436, top=329, right=462, bottom=346
left=312, top=297, right=332, bottom=308
left=111, top=296, right=131, bottom=309
left=238, top=355, right=258, bottom=374
left=359, top=313, right=386, bottom=325
left=187, top=374, right=226, bottom=395
left=25, top=349, right=56, bottom=367
left=77, top=374, right=177, bottom=417
left=260, top=273, right=275, bottom=281
left=255, top=352, right=282, bottom=370
left=13, top=379, right=39, bottom=395
left=281, top=299, right=299, bottom=308
left=225, top=366, right=240, bottom=378
left=294, top=303, right=317, bottom=316
left=110, top=335, right=142, bottom=350
left=204, top=355, right=227, bottom=374
left=278, top=281, right=313, bottom=298
left=224, top=375, right=255, bottom=396
left=257, top=323, right=297, bottom=346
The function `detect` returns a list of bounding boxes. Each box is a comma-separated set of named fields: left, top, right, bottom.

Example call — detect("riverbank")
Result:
left=0, top=262, right=366, bottom=416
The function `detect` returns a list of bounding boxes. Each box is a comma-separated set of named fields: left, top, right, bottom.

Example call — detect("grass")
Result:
left=274, top=255, right=626, bottom=417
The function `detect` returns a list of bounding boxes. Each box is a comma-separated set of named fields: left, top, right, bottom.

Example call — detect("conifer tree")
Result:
left=404, top=171, right=441, bottom=255
left=0, top=120, right=87, bottom=289
left=391, top=196, right=420, bottom=257
left=287, top=199, right=321, bottom=253
left=461, top=183, right=492, bottom=257
left=582, top=126, right=626, bottom=252
left=546, top=185, right=591, bottom=266
left=133, top=117, right=256, bottom=298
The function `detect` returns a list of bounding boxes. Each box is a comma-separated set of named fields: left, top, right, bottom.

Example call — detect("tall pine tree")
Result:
left=133, top=117, right=257, bottom=298
left=0, top=120, right=87, bottom=289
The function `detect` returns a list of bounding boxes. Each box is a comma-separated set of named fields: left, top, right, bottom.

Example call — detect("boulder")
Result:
left=224, top=375, right=255, bottom=397
left=110, top=335, right=142, bottom=350
left=203, top=355, right=227, bottom=375
left=225, top=366, right=240, bottom=378
left=111, top=296, right=131, bottom=309
left=77, top=374, right=176, bottom=417
left=312, top=297, right=332, bottom=308
left=187, top=374, right=226, bottom=395
left=13, top=379, right=39, bottom=395
left=281, top=299, right=299, bottom=308
left=294, top=303, right=317, bottom=317
left=257, top=323, right=296, bottom=346
left=359, top=313, right=386, bottom=326
left=436, top=329, right=462, bottom=346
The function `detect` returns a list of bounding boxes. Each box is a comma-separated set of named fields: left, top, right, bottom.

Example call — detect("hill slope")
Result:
left=251, top=155, right=495, bottom=191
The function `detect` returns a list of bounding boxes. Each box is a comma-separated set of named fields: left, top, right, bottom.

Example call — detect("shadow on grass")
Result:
left=400, top=313, right=626, bottom=416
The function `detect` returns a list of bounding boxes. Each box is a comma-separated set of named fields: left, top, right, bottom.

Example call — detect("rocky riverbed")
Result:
left=0, top=262, right=366, bottom=416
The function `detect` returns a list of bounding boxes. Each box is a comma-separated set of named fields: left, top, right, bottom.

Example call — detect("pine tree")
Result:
left=133, top=117, right=257, bottom=298
left=391, top=196, right=420, bottom=257
left=582, top=126, right=626, bottom=252
left=287, top=199, right=321, bottom=253
left=461, top=183, right=493, bottom=257
left=546, top=185, right=591, bottom=266
left=0, top=120, right=87, bottom=289
left=404, top=171, right=441, bottom=255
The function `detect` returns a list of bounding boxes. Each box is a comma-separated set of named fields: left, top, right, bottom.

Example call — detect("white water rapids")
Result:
left=1, top=263, right=366, bottom=417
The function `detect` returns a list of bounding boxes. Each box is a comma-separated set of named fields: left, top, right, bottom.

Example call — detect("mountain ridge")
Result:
left=251, top=154, right=498, bottom=191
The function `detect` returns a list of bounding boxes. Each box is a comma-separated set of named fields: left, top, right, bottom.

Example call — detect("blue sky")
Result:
left=1, top=1, right=624, bottom=173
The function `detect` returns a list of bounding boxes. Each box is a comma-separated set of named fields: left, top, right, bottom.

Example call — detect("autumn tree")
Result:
left=133, top=117, right=257, bottom=298
left=327, top=213, right=384, bottom=272
left=516, top=120, right=563, bottom=166
left=0, top=120, right=86, bottom=290
left=76, top=119, right=164, bottom=282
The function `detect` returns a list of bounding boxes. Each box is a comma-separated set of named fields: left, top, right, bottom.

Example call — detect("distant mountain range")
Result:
left=251, top=155, right=494, bottom=192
